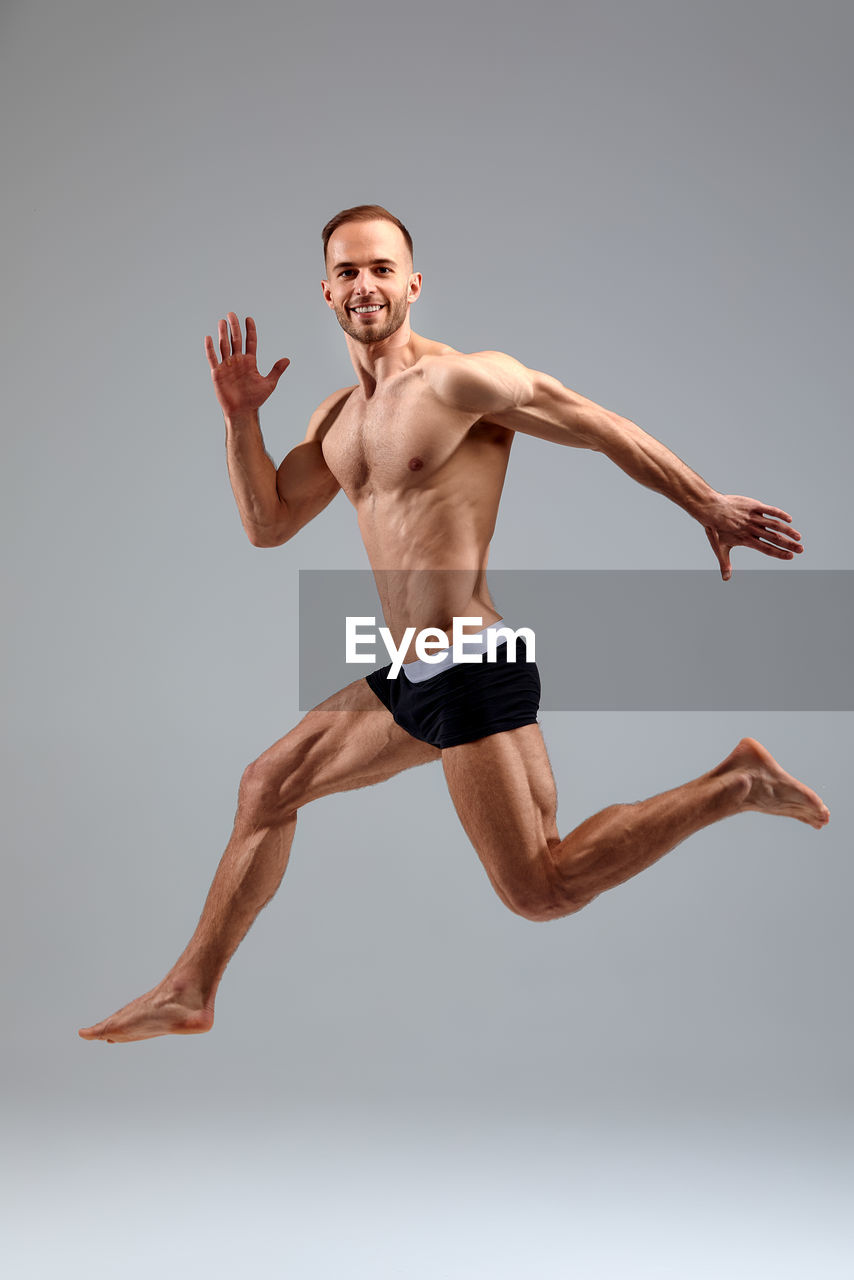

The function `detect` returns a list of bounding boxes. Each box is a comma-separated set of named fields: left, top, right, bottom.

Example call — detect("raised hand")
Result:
left=204, top=313, right=290, bottom=419
left=704, top=494, right=803, bottom=581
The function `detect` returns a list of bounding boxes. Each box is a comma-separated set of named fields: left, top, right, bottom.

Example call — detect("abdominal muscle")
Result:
left=356, top=488, right=502, bottom=662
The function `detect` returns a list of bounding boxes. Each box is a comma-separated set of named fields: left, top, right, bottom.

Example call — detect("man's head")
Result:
left=321, top=205, right=421, bottom=345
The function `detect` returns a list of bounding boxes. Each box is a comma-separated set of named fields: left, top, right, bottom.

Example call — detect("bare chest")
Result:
left=322, top=378, right=467, bottom=498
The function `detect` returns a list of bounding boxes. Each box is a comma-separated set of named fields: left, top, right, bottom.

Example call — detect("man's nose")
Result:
left=353, top=273, right=373, bottom=294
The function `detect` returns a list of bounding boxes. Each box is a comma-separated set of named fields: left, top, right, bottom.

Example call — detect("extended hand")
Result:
left=704, top=494, right=803, bottom=581
left=204, top=313, right=290, bottom=418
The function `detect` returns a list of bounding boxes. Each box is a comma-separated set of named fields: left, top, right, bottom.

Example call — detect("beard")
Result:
left=334, top=291, right=409, bottom=345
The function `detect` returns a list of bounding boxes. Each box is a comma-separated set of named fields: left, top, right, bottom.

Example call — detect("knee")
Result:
left=502, top=853, right=594, bottom=923
left=238, top=753, right=300, bottom=825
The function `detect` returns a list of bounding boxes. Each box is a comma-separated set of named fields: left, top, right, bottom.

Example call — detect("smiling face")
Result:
left=322, top=220, right=421, bottom=345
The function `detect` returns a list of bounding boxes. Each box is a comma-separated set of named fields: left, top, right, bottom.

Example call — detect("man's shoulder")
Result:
left=419, top=347, right=526, bottom=380
left=418, top=348, right=533, bottom=414
left=305, top=385, right=358, bottom=442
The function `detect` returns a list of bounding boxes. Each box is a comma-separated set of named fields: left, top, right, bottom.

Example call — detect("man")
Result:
left=80, top=204, right=828, bottom=1044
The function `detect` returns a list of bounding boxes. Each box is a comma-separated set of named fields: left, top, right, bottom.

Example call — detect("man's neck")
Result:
left=345, top=324, right=424, bottom=397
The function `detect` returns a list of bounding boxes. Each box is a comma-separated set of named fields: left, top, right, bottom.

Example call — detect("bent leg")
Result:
left=442, top=728, right=830, bottom=922
left=79, top=679, right=439, bottom=1042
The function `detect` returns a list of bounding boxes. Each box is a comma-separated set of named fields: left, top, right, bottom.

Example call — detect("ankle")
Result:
left=721, top=769, right=752, bottom=810
left=164, top=967, right=217, bottom=1008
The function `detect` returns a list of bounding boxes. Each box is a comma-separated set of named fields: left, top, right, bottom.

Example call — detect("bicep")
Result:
left=484, top=371, right=611, bottom=449
left=269, top=392, right=351, bottom=542
left=279, top=383, right=353, bottom=504
left=271, top=441, right=340, bottom=542
left=275, top=440, right=340, bottom=506
left=428, top=351, right=607, bottom=448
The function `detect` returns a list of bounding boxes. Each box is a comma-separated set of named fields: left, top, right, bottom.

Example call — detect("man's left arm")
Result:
left=427, top=351, right=803, bottom=581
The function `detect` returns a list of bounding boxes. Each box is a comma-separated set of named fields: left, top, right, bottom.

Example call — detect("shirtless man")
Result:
left=79, top=204, right=829, bottom=1044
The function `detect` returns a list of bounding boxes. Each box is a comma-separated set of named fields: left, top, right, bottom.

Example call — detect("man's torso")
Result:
left=316, top=340, right=515, bottom=648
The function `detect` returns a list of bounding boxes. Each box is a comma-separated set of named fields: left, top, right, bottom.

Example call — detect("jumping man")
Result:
left=80, top=204, right=829, bottom=1044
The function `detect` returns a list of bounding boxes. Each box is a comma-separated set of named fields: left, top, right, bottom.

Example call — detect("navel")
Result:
left=408, top=456, right=424, bottom=471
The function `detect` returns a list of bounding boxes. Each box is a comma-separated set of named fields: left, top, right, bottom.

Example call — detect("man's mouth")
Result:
left=349, top=304, right=385, bottom=314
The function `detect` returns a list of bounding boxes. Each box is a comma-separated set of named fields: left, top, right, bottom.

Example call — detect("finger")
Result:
left=747, top=523, right=803, bottom=550
left=720, top=547, right=732, bottom=580
left=753, top=518, right=801, bottom=541
left=744, top=536, right=798, bottom=559
left=266, top=357, right=291, bottom=384
left=245, top=315, right=257, bottom=359
left=228, top=312, right=243, bottom=356
left=751, top=504, right=792, bottom=523
left=204, top=334, right=219, bottom=371
left=218, top=318, right=231, bottom=361
left=705, top=527, right=730, bottom=580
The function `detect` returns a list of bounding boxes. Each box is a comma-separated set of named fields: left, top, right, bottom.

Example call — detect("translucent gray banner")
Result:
left=298, top=570, right=852, bottom=711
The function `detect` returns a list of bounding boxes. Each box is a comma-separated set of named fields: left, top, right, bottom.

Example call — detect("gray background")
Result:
left=2, top=1, right=851, bottom=1276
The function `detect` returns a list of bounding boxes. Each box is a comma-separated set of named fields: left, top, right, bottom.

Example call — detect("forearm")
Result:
left=492, top=370, right=721, bottom=523
left=591, top=411, right=719, bottom=522
left=223, top=411, right=287, bottom=544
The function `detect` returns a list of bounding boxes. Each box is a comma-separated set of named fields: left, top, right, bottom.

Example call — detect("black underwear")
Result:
left=365, top=637, right=541, bottom=749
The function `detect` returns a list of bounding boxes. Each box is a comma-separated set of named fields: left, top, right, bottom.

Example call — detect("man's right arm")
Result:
left=231, top=392, right=350, bottom=547
left=206, top=312, right=346, bottom=547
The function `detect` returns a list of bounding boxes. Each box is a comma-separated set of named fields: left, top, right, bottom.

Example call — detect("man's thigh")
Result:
left=247, top=677, right=441, bottom=810
left=441, top=723, right=560, bottom=912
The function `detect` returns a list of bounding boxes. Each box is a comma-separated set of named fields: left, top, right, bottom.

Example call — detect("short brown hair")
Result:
left=322, top=204, right=414, bottom=267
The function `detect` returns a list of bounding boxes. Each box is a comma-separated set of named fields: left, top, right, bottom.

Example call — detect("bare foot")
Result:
left=78, top=980, right=214, bottom=1044
left=717, top=737, right=830, bottom=829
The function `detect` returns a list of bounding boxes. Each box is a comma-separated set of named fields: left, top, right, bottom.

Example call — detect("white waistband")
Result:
left=402, top=620, right=512, bottom=684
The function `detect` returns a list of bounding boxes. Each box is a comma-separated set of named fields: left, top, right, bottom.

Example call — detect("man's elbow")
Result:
left=246, top=521, right=292, bottom=548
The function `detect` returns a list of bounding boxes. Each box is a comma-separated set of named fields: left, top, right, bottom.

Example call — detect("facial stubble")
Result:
left=333, top=290, right=410, bottom=345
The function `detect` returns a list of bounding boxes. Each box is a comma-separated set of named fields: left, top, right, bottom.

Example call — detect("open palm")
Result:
left=204, top=312, right=290, bottom=417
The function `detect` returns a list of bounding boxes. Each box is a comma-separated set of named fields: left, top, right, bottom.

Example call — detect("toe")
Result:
left=79, top=1022, right=108, bottom=1040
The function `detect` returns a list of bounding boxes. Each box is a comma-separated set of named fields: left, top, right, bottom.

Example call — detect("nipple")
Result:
left=408, top=456, right=424, bottom=471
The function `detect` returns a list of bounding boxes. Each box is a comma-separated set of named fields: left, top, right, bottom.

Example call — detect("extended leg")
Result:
left=79, top=680, right=439, bottom=1043
left=442, top=729, right=830, bottom=922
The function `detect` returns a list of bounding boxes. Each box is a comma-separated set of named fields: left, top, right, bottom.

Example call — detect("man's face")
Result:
left=322, top=220, right=420, bottom=344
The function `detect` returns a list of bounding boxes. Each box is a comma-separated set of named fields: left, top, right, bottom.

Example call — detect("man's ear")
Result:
left=320, top=279, right=334, bottom=307
left=407, top=272, right=423, bottom=303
